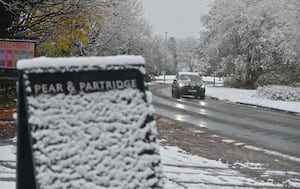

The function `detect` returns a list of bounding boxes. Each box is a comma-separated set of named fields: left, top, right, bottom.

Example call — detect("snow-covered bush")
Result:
left=255, top=72, right=295, bottom=87
left=256, top=85, right=300, bottom=101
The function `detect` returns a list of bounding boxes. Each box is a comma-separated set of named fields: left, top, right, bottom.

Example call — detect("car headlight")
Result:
left=178, top=82, right=187, bottom=87
left=200, top=84, right=205, bottom=88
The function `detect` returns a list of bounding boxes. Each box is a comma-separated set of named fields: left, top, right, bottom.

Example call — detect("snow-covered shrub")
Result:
left=224, top=77, right=252, bottom=89
left=256, top=85, right=300, bottom=101
left=255, top=73, right=291, bottom=87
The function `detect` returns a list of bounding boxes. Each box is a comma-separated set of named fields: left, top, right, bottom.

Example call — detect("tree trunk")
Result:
left=245, top=45, right=254, bottom=88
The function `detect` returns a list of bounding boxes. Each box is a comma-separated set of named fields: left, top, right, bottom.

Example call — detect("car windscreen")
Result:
left=179, top=74, right=202, bottom=82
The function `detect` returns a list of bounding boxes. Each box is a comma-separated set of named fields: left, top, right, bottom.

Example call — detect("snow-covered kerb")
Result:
left=17, top=56, right=164, bottom=189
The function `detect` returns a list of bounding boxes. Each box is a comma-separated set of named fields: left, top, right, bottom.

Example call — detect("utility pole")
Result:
left=165, top=32, right=168, bottom=43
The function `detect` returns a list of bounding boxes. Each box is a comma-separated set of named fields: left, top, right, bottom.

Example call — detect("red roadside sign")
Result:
left=0, top=39, right=36, bottom=84
left=0, top=39, right=36, bottom=68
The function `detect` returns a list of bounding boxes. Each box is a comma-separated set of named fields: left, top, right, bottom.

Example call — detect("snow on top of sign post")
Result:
left=17, top=55, right=145, bottom=70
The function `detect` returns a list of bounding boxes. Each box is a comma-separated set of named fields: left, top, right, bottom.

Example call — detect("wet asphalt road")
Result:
left=150, top=84, right=300, bottom=158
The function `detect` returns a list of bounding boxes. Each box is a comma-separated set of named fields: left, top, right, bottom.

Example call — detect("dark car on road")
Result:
left=172, top=72, right=205, bottom=99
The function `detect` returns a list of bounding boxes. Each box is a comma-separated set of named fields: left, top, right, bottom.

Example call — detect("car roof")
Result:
left=178, top=72, right=200, bottom=76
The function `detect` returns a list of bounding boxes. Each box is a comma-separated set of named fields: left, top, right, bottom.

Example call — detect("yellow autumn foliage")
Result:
left=24, top=3, right=105, bottom=56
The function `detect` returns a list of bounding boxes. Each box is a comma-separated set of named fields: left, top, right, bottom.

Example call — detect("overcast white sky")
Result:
left=141, top=0, right=212, bottom=39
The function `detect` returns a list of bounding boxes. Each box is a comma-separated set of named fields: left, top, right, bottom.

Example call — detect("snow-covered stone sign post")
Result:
left=16, top=56, right=164, bottom=189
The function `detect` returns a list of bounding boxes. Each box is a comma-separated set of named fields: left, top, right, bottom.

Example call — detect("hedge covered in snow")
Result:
left=256, top=85, right=300, bottom=101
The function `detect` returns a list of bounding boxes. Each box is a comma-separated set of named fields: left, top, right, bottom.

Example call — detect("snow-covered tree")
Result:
left=166, top=37, right=178, bottom=73
left=142, top=36, right=166, bottom=75
left=85, top=0, right=151, bottom=56
left=0, top=0, right=109, bottom=56
left=0, top=0, right=151, bottom=57
left=177, top=37, right=199, bottom=72
left=201, top=0, right=299, bottom=88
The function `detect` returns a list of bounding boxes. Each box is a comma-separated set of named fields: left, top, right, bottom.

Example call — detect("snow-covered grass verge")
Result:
left=256, top=85, right=300, bottom=101
left=0, top=145, right=15, bottom=161
left=153, top=75, right=224, bottom=86
left=0, top=182, right=14, bottom=189
left=0, top=138, right=16, bottom=189
left=153, top=75, right=175, bottom=84
left=206, top=86, right=300, bottom=114
left=160, top=146, right=299, bottom=188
